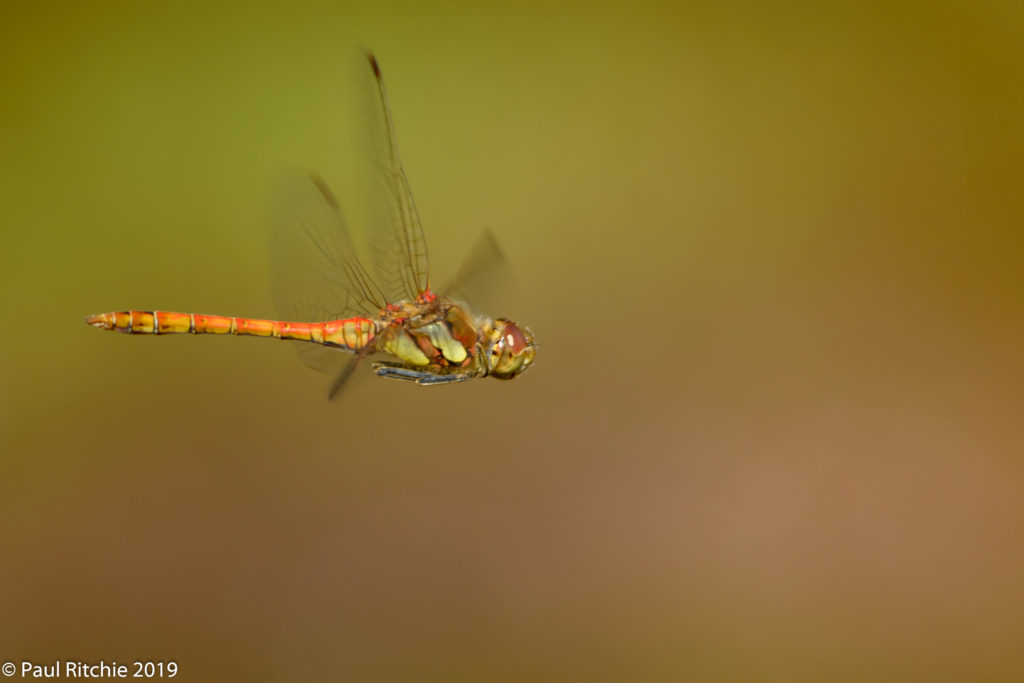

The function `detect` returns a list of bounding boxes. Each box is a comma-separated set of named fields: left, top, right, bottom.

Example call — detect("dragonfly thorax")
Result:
left=375, top=298, right=533, bottom=381
left=377, top=297, right=475, bottom=364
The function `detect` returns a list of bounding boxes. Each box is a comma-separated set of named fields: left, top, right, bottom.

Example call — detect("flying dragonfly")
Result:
left=86, top=53, right=535, bottom=398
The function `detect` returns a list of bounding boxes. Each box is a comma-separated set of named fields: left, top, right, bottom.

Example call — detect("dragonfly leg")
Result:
left=413, top=372, right=477, bottom=385
left=372, top=362, right=477, bottom=385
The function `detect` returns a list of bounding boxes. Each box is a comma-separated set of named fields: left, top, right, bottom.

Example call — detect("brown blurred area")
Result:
left=2, top=1, right=1023, bottom=681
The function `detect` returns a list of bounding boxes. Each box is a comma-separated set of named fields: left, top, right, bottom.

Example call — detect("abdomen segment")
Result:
left=85, top=310, right=375, bottom=350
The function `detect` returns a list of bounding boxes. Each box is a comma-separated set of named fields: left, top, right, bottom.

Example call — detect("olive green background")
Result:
left=2, top=1, right=1023, bottom=681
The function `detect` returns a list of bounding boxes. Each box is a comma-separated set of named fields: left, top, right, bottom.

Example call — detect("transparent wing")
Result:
left=269, top=173, right=385, bottom=373
left=357, top=52, right=431, bottom=302
left=442, top=229, right=518, bottom=316
left=267, top=53, right=429, bottom=376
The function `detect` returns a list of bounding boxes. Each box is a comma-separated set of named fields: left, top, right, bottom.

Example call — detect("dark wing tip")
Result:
left=308, top=172, right=341, bottom=211
left=367, top=52, right=382, bottom=79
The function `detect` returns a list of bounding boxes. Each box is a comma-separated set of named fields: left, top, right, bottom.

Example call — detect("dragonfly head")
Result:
left=484, top=318, right=536, bottom=380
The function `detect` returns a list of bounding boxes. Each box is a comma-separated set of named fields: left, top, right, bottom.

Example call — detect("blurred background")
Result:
left=2, top=0, right=1023, bottom=680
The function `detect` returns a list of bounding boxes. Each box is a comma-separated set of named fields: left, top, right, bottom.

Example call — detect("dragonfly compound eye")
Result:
left=488, top=319, right=536, bottom=380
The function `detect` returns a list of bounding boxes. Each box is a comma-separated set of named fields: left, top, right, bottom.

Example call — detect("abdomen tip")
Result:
left=85, top=313, right=110, bottom=329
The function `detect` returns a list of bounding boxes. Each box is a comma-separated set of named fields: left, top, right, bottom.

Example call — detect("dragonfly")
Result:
left=86, top=52, right=535, bottom=397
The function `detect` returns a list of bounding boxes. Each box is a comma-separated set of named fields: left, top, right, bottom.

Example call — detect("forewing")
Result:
left=356, top=52, right=430, bottom=302
left=442, top=229, right=518, bottom=316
